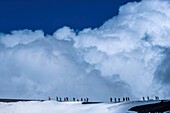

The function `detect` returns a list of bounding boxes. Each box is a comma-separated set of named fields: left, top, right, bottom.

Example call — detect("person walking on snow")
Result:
left=110, top=97, right=113, bottom=102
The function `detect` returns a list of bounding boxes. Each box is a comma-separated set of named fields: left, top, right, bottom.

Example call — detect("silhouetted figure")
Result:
left=56, top=97, right=58, bottom=101
left=123, top=97, right=125, bottom=101
left=147, top=96, right=149, bottom=101
left=125, top=97, right=128, bottom=101
left=73, top=98, right=75, bottom=101
left=118, top=98, right=120, bottom=102
left=128, top=97, right=130, bottom=101
left=115, top=98, right=117, bottom=102
left=84, top=98, right=86, bottom=102
left=110, top=97, right=113, bottom=102
left=81, top=98, right=83, bottom=101
left=155, top=96, right=159, bottom=100
left=48, top=96, right=51, bottom=100
left=59, top=97, right=62, bottom=102
left=86, top=98, right=89, bottom=102
left=143, top=97, right=145, bottom=101
left=64, top=97, right=66, bottom=101
left=66, top=97, right=69, bottom=101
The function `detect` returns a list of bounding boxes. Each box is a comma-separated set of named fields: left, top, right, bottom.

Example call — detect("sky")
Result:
left=0, top=0, right=140, bottom=34
left=1, top=0, right=170, bottom=101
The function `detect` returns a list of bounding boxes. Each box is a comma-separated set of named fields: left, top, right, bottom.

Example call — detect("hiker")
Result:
left=84, top=98, right=86, bottom=102
left=64, top=97, right=66, bottom=101
left=123, top=97, right=125, bottom=101
left=81, top=98, right=83, bottom=101
left=59, top=97, right=62, bottom=102
left=118, top=98, right=120, bottom=102
left=115, top=98, right=117, bottom=102
left=128, top=97, right=130, bottom=101
left=66, top=97, right=69, bottom=101
left=110, top=97, right=113, bottom=102
left=73, top=97, right=75, bottom=101
left=86, top=98, right=89, bottom=102
left=56, top=96, right=58, bottom=101
left=143, top=97, right=145, bottom=101
left=155, top=96, right=159, bottom=100
left=48, top=96, right=51, bottom=100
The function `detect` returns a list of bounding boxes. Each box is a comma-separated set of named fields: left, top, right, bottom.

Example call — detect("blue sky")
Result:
left=0, top=0, right=140, bottom=34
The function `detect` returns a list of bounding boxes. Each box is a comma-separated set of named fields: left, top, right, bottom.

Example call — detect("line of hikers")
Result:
left=110, top=97, right=130, bottom=103
left=142, top=96, right=159, bottom=101
left=48, top=96, right=160, bottom=102
left=48, top=96, right=89, bottom=102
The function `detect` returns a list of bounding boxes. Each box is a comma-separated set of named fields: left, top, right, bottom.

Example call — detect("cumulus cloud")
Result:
left=73, top=0, right=170, bottom=98
left=0, top=30, right=44, bottom=48
left=0, top=0, right=170, bottom=100
left=0, top=29, right=131, bottom=101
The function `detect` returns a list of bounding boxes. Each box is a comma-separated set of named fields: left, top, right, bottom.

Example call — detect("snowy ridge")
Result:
left=0, top=100, right=161, bottom=113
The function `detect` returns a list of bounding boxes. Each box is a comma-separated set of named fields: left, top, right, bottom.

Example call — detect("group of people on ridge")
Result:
left=48, top=96, right=89, bottom=102
left=110, top=97, right=130, bottom=103
left=142, top=96, right=159, bottom=101
left=48, top=96, right=160, bottom=102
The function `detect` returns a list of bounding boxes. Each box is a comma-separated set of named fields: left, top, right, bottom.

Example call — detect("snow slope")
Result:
left=0, top=100, right=161, bottom=113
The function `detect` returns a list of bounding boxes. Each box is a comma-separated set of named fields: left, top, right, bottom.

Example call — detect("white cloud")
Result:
left=73, top=0, right=170, bottom=97
left=53, top=26, right=75, bottom=41
left=0, top=30, right=44, bottom=47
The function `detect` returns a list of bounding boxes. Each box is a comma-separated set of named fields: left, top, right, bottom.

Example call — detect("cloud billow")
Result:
left=0, top=0, right=170, bottom=100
